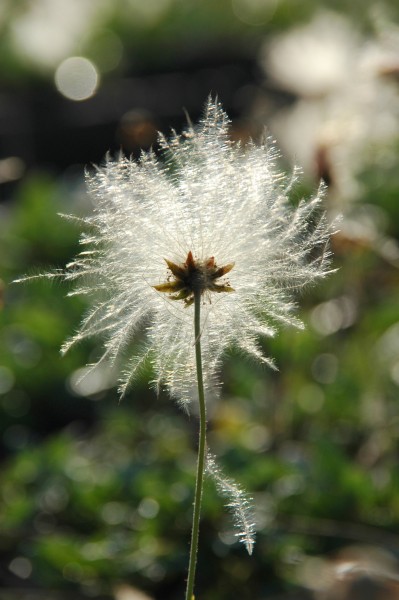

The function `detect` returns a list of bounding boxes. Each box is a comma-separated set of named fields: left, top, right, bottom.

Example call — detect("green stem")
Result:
left=185, top=290, right=207, bottom=600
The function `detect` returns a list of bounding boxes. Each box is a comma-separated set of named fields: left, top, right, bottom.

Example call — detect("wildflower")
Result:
left=58, top=98, right=331, bottom=407
left=16, top=99, right=334, bottom=592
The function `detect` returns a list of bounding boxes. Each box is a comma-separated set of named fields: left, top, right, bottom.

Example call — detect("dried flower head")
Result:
left=154, top=251, right=235, bottom=305
left=58, top=99, right=332, bottom=407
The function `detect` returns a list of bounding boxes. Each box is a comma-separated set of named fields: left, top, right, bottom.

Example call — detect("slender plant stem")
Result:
left=185, top=290, right=207, bottom=600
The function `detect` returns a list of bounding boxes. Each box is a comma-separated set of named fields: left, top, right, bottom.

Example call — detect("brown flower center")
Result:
left=153, top=251, right=234, bottom=306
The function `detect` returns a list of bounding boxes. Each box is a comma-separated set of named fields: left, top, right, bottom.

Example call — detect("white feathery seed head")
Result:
left=59, top=98, right=333, bottom=407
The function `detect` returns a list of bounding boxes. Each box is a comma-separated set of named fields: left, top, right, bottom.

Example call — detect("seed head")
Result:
left=56, top=98, right=333, bottom=406
left=154, top=251, right=234, bottom=305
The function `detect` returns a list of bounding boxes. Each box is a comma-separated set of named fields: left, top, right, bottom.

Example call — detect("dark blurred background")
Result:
left=1, top=1, right=399, bottom=599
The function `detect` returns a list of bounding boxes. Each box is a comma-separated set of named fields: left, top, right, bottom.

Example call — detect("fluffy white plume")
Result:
left=206, top=452, right=256, bottom=555
left=47, top=98, right=333, bottom=406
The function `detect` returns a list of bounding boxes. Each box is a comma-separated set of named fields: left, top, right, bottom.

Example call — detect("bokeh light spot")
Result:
left=2, top=391, right=30, bottom=418
left=9, top=557, right=32, bottom=579
left=118, top=109, right=158, bottom=152
left=55, top=56, right=99, bottom=101
left=0, top=157, right=25, bottom=183
left=311, top=353, right=339, bottom=385
left=297, top=384, right=325, bottom=414
left=310, top=296, right=357, bottom=336
left=90, top=30, right=123, bottom=72
left=138, top=497, right=159, bottom=519
left=101, top=501, right=127, bottom=525
left=68, top=365, right=113, bottom=397
left=0, top=366, right=15, bottom=394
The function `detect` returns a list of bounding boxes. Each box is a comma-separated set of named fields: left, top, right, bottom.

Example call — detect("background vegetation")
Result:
left=1, top=1, right=399, bottom=598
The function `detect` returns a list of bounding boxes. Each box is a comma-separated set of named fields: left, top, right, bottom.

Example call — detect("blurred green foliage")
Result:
left=2, top=157, right=399, bottom=598
left=1, top=1, right=399, bottom=600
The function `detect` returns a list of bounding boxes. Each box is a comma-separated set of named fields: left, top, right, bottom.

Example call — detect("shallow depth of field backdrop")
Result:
left=1, top=1, right=399, bottom=599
